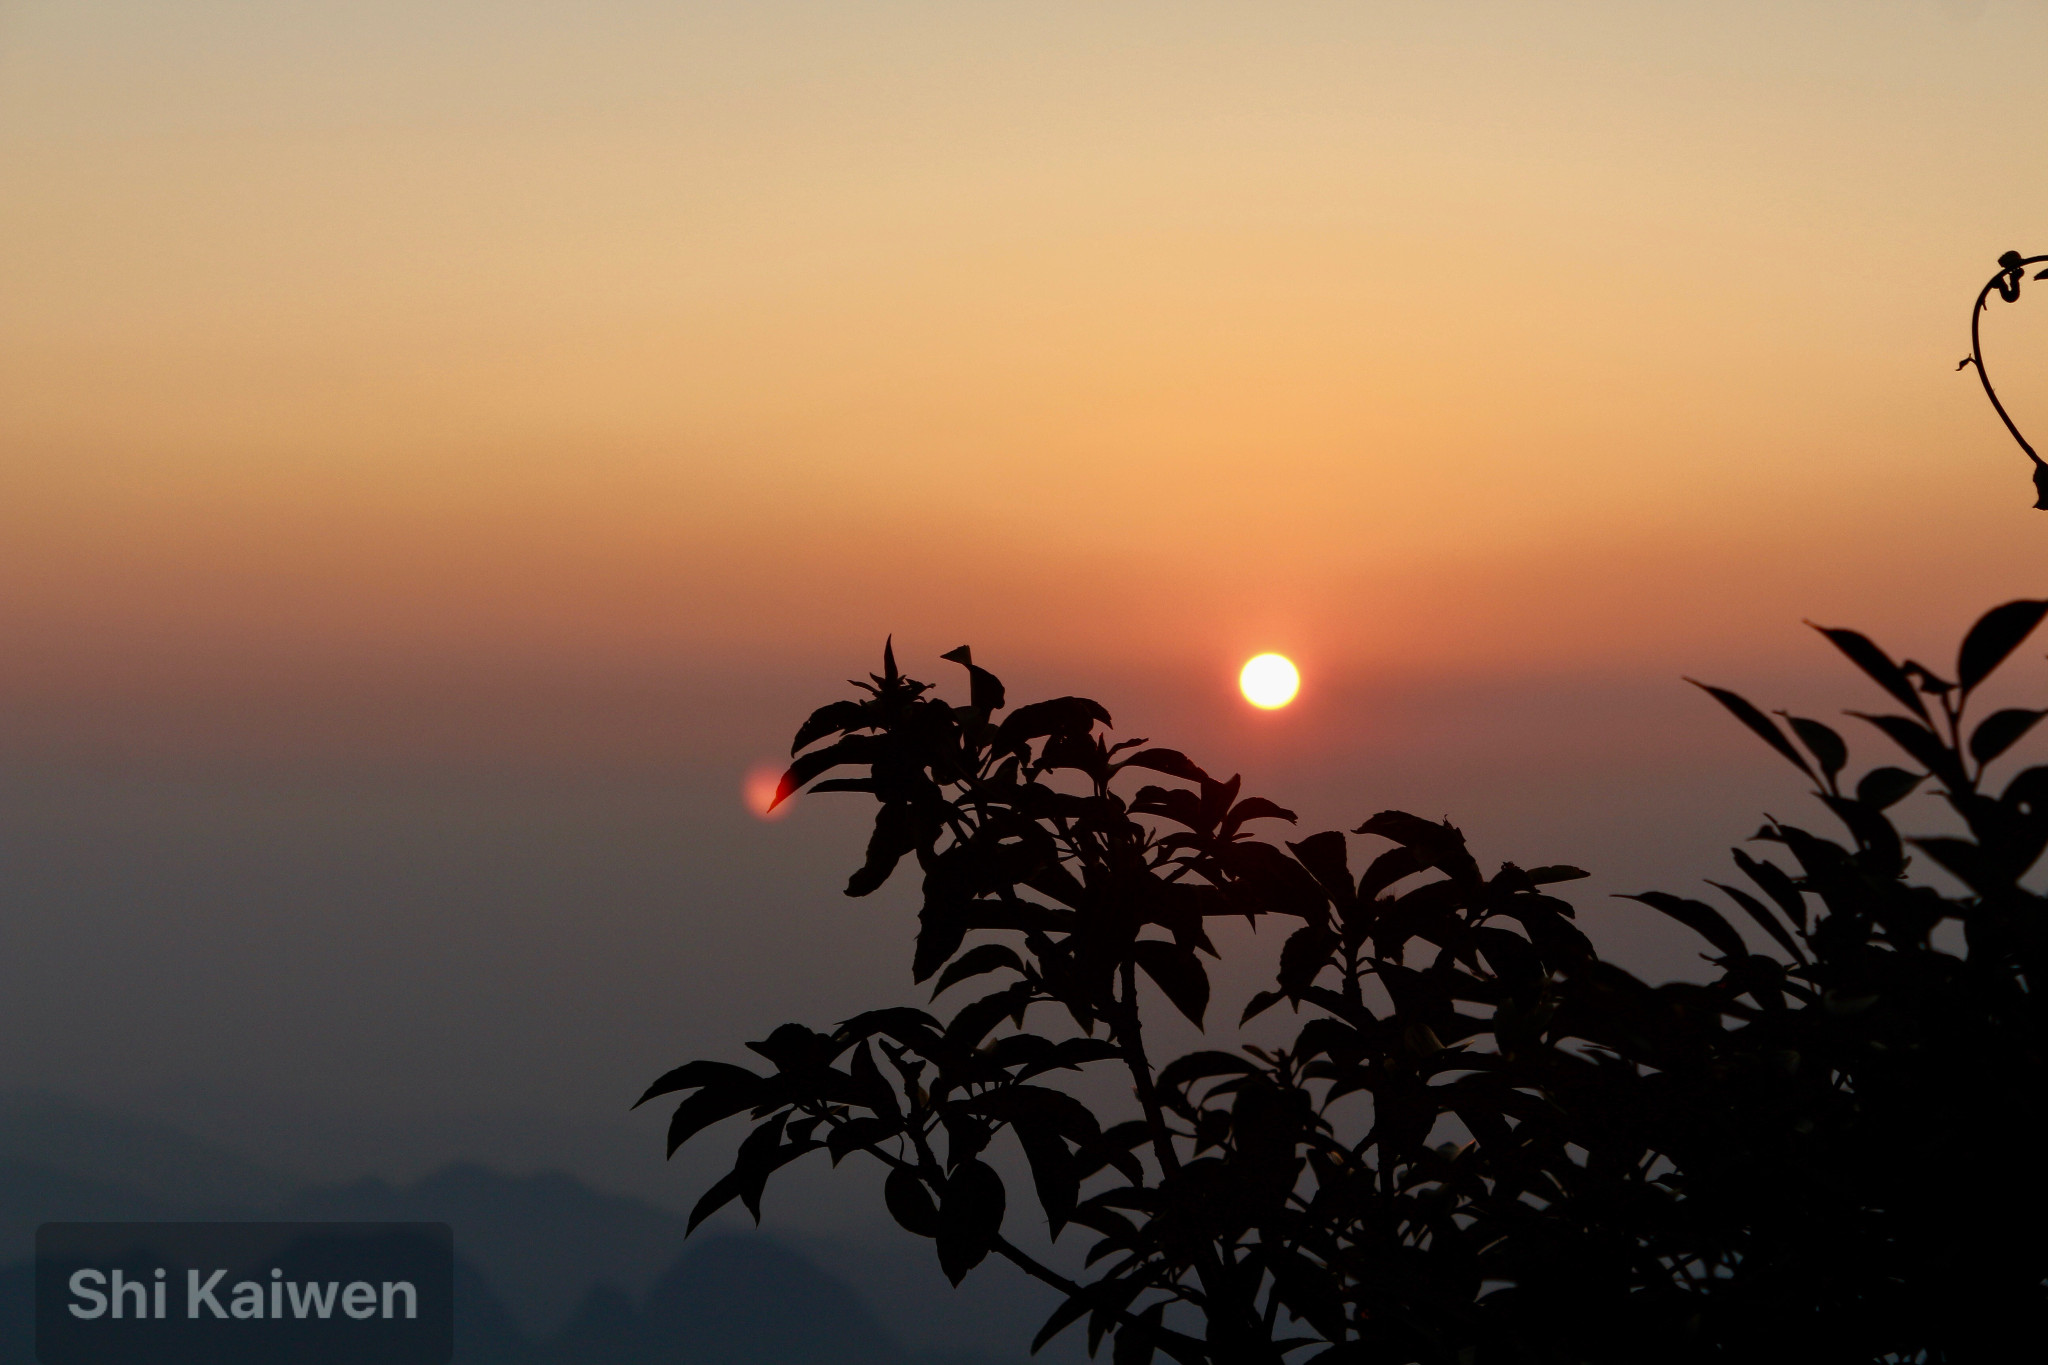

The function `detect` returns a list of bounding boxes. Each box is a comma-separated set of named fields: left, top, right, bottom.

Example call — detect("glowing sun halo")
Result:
left=1239, top=654, right=1300, bottom=709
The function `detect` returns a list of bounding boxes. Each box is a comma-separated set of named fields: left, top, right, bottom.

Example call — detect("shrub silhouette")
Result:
left=642, top=610, right=2048, bottom=1364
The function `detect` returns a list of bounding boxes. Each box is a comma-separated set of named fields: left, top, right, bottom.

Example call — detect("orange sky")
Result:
left=10, top=3, right=2048, bottom=1218
left=3, top=0, right=2046, bottom=762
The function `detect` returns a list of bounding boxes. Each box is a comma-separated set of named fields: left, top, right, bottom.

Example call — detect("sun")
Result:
left=1239, top=654, right=1300, bottom=709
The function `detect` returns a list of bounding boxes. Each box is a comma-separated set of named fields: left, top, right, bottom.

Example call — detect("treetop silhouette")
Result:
left=642, top=605, right=2048, bottom=1362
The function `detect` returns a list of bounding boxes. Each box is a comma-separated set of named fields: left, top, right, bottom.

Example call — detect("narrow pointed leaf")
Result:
left=1810, top=624, right=1930, bottom=721
left=663, top=1082, right=767, bottom=1157
left=931, top=943, right=1025, bottom=998
left=1688, top=681, right=1813, bottom=780
left=1732, top=847, right=1807, bottom=930
left=1618, top=891, right=1748, bottom=959
left=1850, top=713, right=1962, bottom=787
left=1122, top=748, right=1210, bottom=783
left=790, top=700, right=869, bottom=756
left=634, top=1060, right=761, bottom=1109
left=687, top=1169, right=746, bottom=1234
left=1034, top=1291, right=1094, bottom=1353
left=1707, top=880, right=1806, bottom=963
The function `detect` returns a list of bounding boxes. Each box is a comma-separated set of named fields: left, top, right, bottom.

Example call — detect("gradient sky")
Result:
left=2, top=0, right=2046, bottom=1229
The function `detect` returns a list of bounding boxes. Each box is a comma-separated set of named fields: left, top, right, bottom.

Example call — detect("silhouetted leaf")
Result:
left=790, top=700, right=869, bottom=755
left=1226, top=797, right=1299, bottom=830
left=807, top=778, right=878, bottom=795
left=1913, top=836, right=2002, bottom=893
left=1522, top=864, right=1592, bottom=885
left=747, top=1022, right=841, bottom=1072
left=1957, top=599, right=2048, bottom=694
left=1856, top=766, right=1925, bottom=810
left=937, top=1159, right=1006, bottom=1284
left=1358, top=846, right=1424, bottom=900
left=884, top=1166, right=941, bottom=1238
left=1732, top=847, right=1807, bottom=930
left=1473, top=925, right=1540, bottom=986
left=1279, top=924, right=1341, bottom=998
left=1133, top=939, right=1210, bottom=1028
left=687, top=1168, right=745, bottom=1235
left=1132, top=784, right=1207, bottom=831
left=1707, top=880, right=1805, bottom=963
left=1850, top=713, right=1962, bottom=787
left=1034, top=1290, right=1093, bottom=1354
left=1819, top=793, right=1907, bottom=875
left=1514, top=899, right=1595, bottom=968
left=1288, top=831, right=1353, bottom=901
left=661, top=1077, right=767, bottom=1157
left=1122, top=748, right=1210, bottom=783
left=1014, top=1120, right=1079, bottom=1236
left=1970, top=707, right=2048, bottom=766
left=684, top=1112, right=812, bottom=1232
left=942, top=645, right=1007, bottom=714
left=734, top=1115, right=802, bottom=1220
left=1241, top=989, right=1286, bottom=1024
left=965, top=1085, right=1101, bottom=1141
left=999, top=697, right=1112, bottom=745
left=931, top=943, right=1025, bottom=998
left=1688, top=681, right=1814, bottom=780
left=1353, top=811, right=1475, bottom=880
left=846, top=801, right=919, bottom=897
left=1810, top=624, right=1931, bottom=721
left=848, top=1040, right=900, bottom=1117
left=1783, top=714, right=1848, bottom=781
left=912, top=903, right=970, bottom=984
left=944, top=984, right=1034, bottom=1054
left=1618, top=891, right=1748, bottom=959
left=836, top=1006, right=945, bottom=1051
left=1017, top=1036, right=1122, bottom=1078
left=773, top=734, right=884, bottom=808
left=634, top=1059, right=761, bottom=1109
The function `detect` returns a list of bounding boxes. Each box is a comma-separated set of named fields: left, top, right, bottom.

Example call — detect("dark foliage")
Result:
left=645, top=607, right=2048, bottom=1363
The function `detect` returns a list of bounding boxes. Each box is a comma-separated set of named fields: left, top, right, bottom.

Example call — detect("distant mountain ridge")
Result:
left=283, top=1162, right=693, bottom=1340
left=0, top=1090, right=294, bottom=1214
left=0, top=1091, right=1029, bottom=1364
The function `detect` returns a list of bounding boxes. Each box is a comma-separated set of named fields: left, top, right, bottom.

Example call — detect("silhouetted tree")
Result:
left=1573, top=605, right=2048, bottom=1361
left=640, top=603, right=2048, bottom=1362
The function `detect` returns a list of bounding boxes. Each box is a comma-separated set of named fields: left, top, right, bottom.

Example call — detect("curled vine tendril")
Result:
left=1959, top=249, right=2048, bottom=508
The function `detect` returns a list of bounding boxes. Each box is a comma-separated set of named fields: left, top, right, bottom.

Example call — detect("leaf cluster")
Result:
left=642, top=607, right=2048, bottom=1363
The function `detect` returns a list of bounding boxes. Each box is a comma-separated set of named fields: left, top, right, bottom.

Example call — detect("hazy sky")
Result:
left=1, top=0, right=2046, bottom=1218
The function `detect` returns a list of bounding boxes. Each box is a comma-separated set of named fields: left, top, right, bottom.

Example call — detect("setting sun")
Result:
left=1239, top=654, right=1300, bottom=709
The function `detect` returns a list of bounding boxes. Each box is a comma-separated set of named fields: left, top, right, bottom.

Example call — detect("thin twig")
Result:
left=1959, top=250, right=2048, bottom=507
